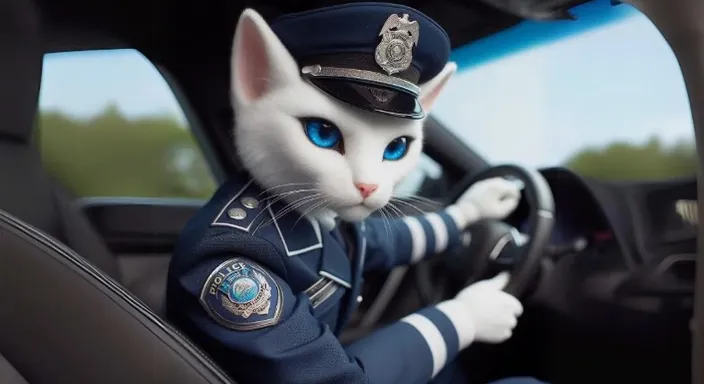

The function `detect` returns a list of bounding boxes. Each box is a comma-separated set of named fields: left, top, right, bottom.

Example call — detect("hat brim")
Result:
left=307, top=77, right=425, bottom=120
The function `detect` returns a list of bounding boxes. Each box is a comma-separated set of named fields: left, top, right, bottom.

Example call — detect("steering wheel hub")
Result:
left=490, top=227, right=527, bottom=263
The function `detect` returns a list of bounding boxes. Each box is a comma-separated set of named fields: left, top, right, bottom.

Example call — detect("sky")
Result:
left=38, top=3, right=695, bottom=169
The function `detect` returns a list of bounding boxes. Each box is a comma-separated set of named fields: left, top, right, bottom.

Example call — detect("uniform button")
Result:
left=241, top=196, right=259, bottom=209
left=357, top=295, right=363, bottom=304
left=228, top=208, right=247, bottom=220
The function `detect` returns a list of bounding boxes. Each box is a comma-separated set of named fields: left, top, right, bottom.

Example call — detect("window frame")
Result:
left=156, top=64, right=227, bottom=186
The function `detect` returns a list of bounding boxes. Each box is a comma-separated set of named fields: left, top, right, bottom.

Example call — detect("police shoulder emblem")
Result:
left=199, top=258, right=283, bottom=331
left=375, top=13, right=420, bottom=75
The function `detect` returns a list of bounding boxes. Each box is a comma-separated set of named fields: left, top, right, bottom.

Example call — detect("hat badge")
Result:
left=375, top=13, right=420, bottom=75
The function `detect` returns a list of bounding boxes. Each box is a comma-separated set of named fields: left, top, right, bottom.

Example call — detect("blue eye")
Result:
left=383, top=136, right=412, bottom=161
left=303, top=118, right=342, bottom=150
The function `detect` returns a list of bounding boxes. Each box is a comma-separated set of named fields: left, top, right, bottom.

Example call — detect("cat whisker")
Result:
left=265, top=188, right=320, bottom=201
left=253, top=193, right=324, bottom=233
left=276, top=194, right=324, bottom=218
left=402, top=194, right=440, bottom=205
left=385, top=202, right=407, bottom=221
left=396, top=195, right=440, bottom=210
left=245, top=190, right=319, bottom=229
left=271, top=193, right=322, bottom=217
left=293, top=197, right=331, bottom=228
left=384, top=202, right=406, bottom=233
left=312, top=200, right=334, bottom=217
left=390, top=198, right=427, bottom=215
left=267, top=195, right=326, bottom=230
left=258, top=188, right=322, bottom=216
left=378, top=207, right=392, bottom=239
left=257, top=182, right=319, bottom=197
left=252, top=194, right=310, bottom=234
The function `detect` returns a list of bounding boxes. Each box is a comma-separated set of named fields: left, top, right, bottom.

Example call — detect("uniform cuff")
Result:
left=435, top=299, right=475, bottom=350
left=445, top=203, right=479, bottom=230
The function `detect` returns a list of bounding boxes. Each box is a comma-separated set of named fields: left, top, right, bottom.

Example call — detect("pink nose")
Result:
left=355, top=183, right=378, bottom=199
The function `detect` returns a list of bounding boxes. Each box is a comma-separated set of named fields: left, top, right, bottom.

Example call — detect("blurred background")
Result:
left=36, top=1, right=696, bottom=201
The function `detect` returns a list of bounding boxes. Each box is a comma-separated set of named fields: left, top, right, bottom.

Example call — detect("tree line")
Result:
left=37, top=105, right=216, bottom=199
left=35, top=106, right=698, bottom=199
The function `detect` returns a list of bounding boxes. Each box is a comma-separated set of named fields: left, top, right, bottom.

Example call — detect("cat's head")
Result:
left=230, top=8, right=455, bottom=222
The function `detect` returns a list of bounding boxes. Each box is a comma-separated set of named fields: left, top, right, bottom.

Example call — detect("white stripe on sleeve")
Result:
left=401, top=313, right=448, bottom=377
left=425, top=213, right=449, bottom=252
left=402, top=216, right=426, bottom=263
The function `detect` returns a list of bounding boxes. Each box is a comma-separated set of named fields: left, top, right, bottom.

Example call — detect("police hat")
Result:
left=270, top=3, right=451, bottom=119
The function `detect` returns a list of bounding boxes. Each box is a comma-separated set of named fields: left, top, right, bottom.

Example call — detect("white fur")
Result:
left=230, top=9, right=456, bottom=223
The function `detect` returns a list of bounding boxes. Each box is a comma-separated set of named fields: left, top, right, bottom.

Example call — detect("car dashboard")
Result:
left=357, top=166, right=696, bottom=329
left=508, top=167, right=616, bottom=254
left=496, top=167, right=695, bottom=384
left=509, top=167, right=696, bottom=310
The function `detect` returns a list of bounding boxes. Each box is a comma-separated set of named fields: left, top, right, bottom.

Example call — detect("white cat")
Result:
left=231, top=3, right=522, bottom=372
left=231, top=9, right=461, bottom=228
left=167, top=6, right=535, bottom=384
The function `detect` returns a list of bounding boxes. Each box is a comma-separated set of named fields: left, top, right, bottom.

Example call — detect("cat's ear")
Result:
left=418, top=62, right=457, bottom=113
left=230, top=9, right=300, bottom=105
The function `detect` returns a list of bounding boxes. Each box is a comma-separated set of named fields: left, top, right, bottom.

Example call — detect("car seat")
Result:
left=0, top=0, right=234, bottom=382
left=0, top=0, right=173, bottom=314
left=0, top=0, right=118, bottom=278
left=0, top=206, right=234, bottom=383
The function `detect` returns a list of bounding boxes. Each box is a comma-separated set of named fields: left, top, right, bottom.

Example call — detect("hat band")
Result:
left=301, top=65, right=420, bottom=97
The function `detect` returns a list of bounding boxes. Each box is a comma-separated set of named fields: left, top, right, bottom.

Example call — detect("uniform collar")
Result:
left=211, top=174, right=327, bottom=256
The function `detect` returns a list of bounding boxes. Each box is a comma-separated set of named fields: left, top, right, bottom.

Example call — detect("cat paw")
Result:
left=457, top=177, right=521, bottom=221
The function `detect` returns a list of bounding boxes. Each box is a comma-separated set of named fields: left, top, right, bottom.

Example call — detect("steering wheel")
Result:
left=445, top=164, right=555, bottom=297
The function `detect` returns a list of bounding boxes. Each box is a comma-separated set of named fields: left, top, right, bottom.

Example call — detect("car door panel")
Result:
left=77, top=198, right=204, bottom=251
left=76, top=197, right=206, bottom=311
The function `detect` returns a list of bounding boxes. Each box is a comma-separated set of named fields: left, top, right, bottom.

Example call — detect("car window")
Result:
left=38, top=49, right=442, bottom=201
left=432, top=3, right=695, bottom=181
left=37, top=49, right=217, bottom=199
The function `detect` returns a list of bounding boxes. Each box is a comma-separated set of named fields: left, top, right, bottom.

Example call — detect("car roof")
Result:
left=35, top=0, right=589, bottom=55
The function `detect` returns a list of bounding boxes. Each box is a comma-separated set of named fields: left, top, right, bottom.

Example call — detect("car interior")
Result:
left=1, top=0, right=704, bottom=383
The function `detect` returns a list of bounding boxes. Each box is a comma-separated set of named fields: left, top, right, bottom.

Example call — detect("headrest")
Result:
left=0, top=0, right=43, bottom=142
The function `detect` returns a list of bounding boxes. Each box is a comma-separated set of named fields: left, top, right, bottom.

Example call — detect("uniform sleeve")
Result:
left=346, top=299, right=474, bottom=384
left=362, top=207, right=467, bottom=271
left=175, top=255, right=473, bottom=384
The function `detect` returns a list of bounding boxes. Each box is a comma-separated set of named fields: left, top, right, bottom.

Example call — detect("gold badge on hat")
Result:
left=375, top=13, right=419, bottom=75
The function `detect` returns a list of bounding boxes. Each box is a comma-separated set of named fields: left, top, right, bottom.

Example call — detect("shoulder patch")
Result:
left=199, top=258, right=283, bottom=331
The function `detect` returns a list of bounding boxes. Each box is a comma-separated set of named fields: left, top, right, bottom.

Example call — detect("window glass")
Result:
left=432, top=3, right=695, bottom=181
left=38, top=49, right=217, bottom=198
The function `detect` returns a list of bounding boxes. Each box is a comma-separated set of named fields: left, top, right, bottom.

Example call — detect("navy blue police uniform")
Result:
left=167, top=174, right=470, bottom=384
left=166, top=3, right=542, bottom=384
